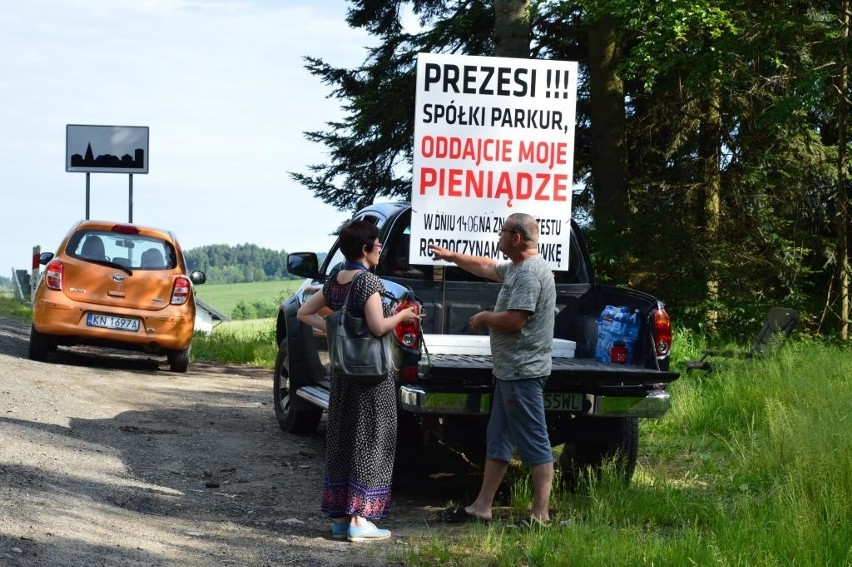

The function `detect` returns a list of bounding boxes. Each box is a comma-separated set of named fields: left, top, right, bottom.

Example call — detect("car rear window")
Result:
left=68, top=230, right=176, bottom=270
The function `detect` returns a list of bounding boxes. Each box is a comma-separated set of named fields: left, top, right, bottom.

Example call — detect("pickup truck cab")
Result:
left=276, top=201, right=678, bottom=486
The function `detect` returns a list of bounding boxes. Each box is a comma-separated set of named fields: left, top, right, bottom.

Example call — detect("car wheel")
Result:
left=273, top=338, right=322, bottom=434
left=28, top=325, right=52, bottom=361
left=557, top=417, right=639, bottom=491
left=169, top=345, right=191, bottom=373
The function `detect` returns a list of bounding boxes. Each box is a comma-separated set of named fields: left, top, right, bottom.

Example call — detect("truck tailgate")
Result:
left=421, top=333, right=678, bottom=386
left=424, top=353, right=679, bottom=386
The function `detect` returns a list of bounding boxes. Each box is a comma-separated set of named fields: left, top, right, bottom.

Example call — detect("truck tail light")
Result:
left=653, top=308, right=672, bottom=357
left=393, top=299, right=422, bottom=384
left=399, top=366, right=418, bottom=382
left=45, top=260, right=63, bottom=291
left=392, top=299, right=421, bottom=349
left=170, top=276, right=191, bottom=305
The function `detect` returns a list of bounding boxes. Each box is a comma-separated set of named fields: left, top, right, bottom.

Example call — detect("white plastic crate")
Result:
left=423, top=334, right=575, bottom=358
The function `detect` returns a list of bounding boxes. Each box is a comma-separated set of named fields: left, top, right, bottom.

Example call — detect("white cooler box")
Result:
left=423, top=334, right=575, bottom=358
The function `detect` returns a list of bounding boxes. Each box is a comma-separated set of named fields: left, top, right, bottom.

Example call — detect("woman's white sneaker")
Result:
left=347, top=521, right=391, bottom=542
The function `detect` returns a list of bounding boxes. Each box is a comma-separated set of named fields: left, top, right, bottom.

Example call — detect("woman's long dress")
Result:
left=320, top=272, right=397, bottom=519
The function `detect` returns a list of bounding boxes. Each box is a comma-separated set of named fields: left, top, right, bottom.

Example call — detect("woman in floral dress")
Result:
left=297, top=220, right=420, bottom=542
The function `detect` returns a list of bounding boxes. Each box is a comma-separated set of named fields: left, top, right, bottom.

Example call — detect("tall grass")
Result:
left=399, top=340, right=852, bottom=566
left=192, top=319, right=277, bottom=367
left=0, top=292, right=31, bottom=319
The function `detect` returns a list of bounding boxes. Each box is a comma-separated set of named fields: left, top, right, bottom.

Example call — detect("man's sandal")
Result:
left=514, top=517, right=552, bottom=529
left=438, top=506, right=490, bottom=524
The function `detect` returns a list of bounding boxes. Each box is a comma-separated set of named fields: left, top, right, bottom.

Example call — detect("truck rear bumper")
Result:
left=399, top=386, right=670, bottom=418
left=590, top=390, right=670, bottom=417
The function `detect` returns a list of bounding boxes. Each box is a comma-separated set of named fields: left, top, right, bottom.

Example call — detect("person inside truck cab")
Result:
left=430, top=212, right=556, bottom=527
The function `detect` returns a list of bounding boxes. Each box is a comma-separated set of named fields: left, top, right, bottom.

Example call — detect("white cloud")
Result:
left=0, top=0, right=371, bottom=273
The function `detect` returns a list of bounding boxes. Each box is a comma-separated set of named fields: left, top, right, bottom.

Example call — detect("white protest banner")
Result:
left=411, top=53, right=577, bottom=271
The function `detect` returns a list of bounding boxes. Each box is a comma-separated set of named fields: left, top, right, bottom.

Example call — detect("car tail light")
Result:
left=392, top=299, right=421, bottom=349
left=45, top=260, right=63, bottom=291
left=653, top=308, right=672, bottom=357
left=111, top=224, right=140, bottom=235
left=171, top=276, right=191, bottom=305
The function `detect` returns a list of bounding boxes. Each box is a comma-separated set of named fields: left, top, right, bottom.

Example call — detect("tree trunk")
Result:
left=493, top=0, right=530, bottom=57
left=699, top=79, right=722, bottom=330
left=838, top=0, right=850, bottom=341
left=588, top=17, right=628, bottom=239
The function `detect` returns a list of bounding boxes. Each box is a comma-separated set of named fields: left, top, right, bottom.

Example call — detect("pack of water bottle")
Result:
left=594, top=305, right=641, bottom=364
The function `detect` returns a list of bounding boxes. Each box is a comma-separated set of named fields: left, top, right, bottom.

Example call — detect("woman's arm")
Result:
left=363, top=292, right=420, bottom=337
left=296, top=290, right=328, bottom=332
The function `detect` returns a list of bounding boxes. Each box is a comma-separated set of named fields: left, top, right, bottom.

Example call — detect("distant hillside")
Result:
left=184, top=244, right=326, bottom=285
left=184, top=243, right=293, bottom=285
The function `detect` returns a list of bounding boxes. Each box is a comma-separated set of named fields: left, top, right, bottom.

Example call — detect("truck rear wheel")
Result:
left=273, top=339, right=322, bottom=434
left=557, top=417, right=639, bottom=491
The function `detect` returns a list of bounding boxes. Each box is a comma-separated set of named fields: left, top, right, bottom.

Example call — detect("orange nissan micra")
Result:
left=29, top=220, right=206, bottom=372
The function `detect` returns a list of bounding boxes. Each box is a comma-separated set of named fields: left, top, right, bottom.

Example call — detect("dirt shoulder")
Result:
left=0, top=316, right=477, bottom=566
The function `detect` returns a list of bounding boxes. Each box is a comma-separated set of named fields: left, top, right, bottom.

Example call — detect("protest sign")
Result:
left=411, top=52, right=578, bottom=271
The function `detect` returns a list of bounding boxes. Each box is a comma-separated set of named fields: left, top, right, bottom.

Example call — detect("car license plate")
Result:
left=543, top=393, right=584, bottom=412
left=86, top=313, right=140, bottom=332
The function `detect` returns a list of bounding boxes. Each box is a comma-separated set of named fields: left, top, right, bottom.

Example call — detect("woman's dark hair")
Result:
left=338, top=220, right=379, bottom=261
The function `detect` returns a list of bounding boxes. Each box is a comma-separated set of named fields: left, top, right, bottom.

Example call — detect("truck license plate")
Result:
left=86, top=313, right=140, bottom=332
left=543, top=393, right=583, bottom=412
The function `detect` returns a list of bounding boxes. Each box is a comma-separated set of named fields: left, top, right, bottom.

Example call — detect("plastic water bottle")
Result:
left=624, top=310, right=640, bottom=363
left=596, top=305, right=630, bottom=363
left=595, top=306, right=616, bottom=362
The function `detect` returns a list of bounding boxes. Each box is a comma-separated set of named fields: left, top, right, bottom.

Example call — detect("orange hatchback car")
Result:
left=29, top=220, right=206, bottom=372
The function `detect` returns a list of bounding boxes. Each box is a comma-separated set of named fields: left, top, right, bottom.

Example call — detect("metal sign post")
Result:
left=85, top=172, right=90, bottom=220
left=65, top=124, right=149, bottom=224
left=129, top=173, right=133, bottom=223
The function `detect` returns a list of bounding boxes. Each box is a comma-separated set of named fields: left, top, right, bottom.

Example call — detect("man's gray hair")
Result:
left=506, top=213, right=539, bottom=246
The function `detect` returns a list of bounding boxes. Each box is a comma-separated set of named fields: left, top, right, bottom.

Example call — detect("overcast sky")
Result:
left=0, top=0, right=376, bottom=276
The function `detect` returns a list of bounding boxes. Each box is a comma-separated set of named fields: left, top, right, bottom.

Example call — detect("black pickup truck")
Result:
left=274, top=201, right=679, bottom=485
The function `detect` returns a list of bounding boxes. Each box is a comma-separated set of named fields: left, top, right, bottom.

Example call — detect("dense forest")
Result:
left=184, top=243, right=300, bottom=285
left=291, top=0, right=852, bottom=339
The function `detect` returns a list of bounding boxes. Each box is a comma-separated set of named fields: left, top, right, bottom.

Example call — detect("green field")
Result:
left=194, top=279, right=304, bottom=317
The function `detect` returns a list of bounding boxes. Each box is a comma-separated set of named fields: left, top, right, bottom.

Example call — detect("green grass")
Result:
left=396, top=340, right=852, bottom=566
left=194, top=279, right=303, bottom=317
left=191, top=280, right=300, bottom=365
left=0, top=292, right=32, bottom=319
left=192, top=318, right=278, bottom=366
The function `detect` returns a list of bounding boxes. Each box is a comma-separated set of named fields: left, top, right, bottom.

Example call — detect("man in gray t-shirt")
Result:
left=492, top=257, right=556, bottom=380
left=429, top=212, right=556, bottom=526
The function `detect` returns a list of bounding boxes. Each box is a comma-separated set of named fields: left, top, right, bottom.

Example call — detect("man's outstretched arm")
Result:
left=428, top=244, right=501, bottom=282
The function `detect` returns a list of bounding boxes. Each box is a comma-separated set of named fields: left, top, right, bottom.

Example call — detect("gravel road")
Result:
left=0, top=316, right=478, bottom=566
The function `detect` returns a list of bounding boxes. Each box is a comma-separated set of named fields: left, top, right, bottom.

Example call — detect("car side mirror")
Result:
left=39, top=252, right=55, bottom=265
left=190, top=270, right=206, bottom=285
left=287, top=252, right=320, bottom=278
